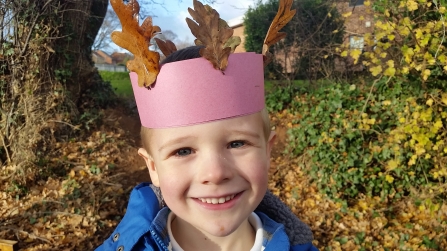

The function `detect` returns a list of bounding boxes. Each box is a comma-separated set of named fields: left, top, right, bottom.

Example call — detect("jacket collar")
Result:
left=111, top=183, right=291, bottom=251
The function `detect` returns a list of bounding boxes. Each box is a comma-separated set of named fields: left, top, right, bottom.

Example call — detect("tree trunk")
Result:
left=0, top=0, right=108, bottom=181
left=61, top=0, right=108, bottom=105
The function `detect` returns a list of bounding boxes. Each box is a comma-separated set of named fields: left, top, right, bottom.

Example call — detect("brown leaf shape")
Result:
left=186, top=0, right=234, bottom=71
left=154, top=38, right=177, bottom=57
left=219, top=19, right=241, bottom=53
left=110, top=0, right=161, bottom=87
left=224, top=36, right=241, bottom=53
left=262, top=0, right=296, bottom=65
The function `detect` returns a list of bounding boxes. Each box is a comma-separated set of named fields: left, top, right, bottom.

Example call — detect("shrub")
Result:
left=81, top=73, right=117, bottom=108
left=265, top=83, right=305, bottom=112
left=339, top=0, right=447, bottom=89
left=287, top=80, right=447, bottom=201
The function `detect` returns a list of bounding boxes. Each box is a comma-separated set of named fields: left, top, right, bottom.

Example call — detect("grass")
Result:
left=99, top=71, right=133, bottom=97
left=110, top=79, right=133, bottom=97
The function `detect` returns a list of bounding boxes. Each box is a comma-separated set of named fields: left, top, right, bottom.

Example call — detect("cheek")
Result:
left=157, top=169, right=188, bottom=202
left=243, top=156, right=269, bottom=187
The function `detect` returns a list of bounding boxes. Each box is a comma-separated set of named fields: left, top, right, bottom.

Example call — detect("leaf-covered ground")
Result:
left=1, top=107, right=446, bottom=250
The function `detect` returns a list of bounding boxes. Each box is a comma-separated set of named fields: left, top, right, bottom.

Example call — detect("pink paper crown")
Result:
left=131, top=52, right=265, bottom=128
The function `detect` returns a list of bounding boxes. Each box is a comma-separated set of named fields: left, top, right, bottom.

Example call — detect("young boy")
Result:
left=96, top=1, right=318, bottom=250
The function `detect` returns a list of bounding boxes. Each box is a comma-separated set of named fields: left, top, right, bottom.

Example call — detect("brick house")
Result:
left=92, top=50, right=132, bottom=72
left=92, top=50, right=114, bottom=64
left=111, top=52, right=133, bottom=65
left=228, top=16, right=246, bottom=53
left=338, top=0, right=374, bottom=51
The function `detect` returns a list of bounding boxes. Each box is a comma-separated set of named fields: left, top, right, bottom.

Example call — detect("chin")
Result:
left=202, top=222, right=240, bottom=237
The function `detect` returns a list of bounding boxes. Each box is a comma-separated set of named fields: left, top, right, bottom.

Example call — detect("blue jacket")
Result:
left=96, top=183, right=319, bottom=251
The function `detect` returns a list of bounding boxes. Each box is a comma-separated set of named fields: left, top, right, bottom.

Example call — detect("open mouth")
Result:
left=197, top=194, right=237, bottom=204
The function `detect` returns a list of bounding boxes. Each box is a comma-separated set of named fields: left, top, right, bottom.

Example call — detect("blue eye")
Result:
left=229, top=141, right=245, bottom=148
left=175, top=148, right=192, bottom=156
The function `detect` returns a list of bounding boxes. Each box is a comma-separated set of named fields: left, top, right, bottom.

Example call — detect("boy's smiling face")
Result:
left=139, top=112, right=275, bottom=238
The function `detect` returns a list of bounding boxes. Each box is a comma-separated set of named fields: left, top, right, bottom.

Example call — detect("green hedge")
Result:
left=287, top=80, right=447, bottom=201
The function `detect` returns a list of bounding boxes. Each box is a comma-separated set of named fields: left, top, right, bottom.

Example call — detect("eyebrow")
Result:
left=158, top=136, right=196, bottom=153
left=230, top=129, right=261, bottom=140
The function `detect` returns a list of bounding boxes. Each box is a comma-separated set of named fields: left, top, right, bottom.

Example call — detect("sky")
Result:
left=144, top=0, right=258, bottom=43
left=106, top=0, right=262, bottom=53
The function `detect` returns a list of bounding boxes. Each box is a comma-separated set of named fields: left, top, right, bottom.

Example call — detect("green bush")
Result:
left=287, top=80, right=447, bottom=201
left=82, top=77, right=117, bottom=108
left=265, top=84, right=298, bottom=112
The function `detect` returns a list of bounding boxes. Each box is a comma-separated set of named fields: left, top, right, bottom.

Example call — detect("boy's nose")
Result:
left=197, top=152, right=234, bottom=185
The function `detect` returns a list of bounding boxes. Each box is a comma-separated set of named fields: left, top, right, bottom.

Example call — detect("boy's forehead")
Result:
left=148, top=112, right=263, bottom=135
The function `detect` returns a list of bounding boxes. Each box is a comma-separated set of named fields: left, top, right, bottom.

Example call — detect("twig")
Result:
left=101, top=181, right=123, bottom=187
left=361, top=76, right=383, bottom=114
left=47, top=120, right=80, bottom=130
left=0, top=226, right=51, bottom=243
left=5, top=101, right=14, bottom=141
left=106, top=172, right=127, bottom=179
left=19, top=0, right=54, bottom=57
left=40, top=200, right=65, bottom=206
left=433, top=1, right=446, bottom=58
left=0, top=131, right=11, bottom=163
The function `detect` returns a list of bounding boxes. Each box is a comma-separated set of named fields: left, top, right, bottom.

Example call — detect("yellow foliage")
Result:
left=401, top=67, right=410, bottom=74
left=370, top=65, right=382, bottom=76
left=384, top=67, right=396, bottom=76
left=442, top=94, right=447, bottom=105
left=350, top=49, right=362, bottom=64
left=342, top=12, right=352, bottom=18
left=386, top=160, right=399, bottom=171
left=385, top=174, right=394, bottom=183
left=337, top=0, right=446, bottom=85
left=422, top=69, right=431, bottom=80
left=406, top=0, right=418, bottom=11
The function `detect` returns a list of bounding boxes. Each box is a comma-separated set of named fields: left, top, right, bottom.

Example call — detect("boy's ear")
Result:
left=266, top=131, right=276, bottom=158
left=138, top=148, right=160, bottom=187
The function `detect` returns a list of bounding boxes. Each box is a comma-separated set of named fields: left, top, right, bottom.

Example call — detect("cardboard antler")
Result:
left=262, top=0, right=296, bottom=66
left=110, top=0, right=161, bottom=87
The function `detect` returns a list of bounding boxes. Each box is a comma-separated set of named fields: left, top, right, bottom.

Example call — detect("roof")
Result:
left=228, top=15, right=244, bottom=28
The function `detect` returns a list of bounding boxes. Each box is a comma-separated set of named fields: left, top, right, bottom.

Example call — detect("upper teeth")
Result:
left=199, top=194, right=235, bottom=204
